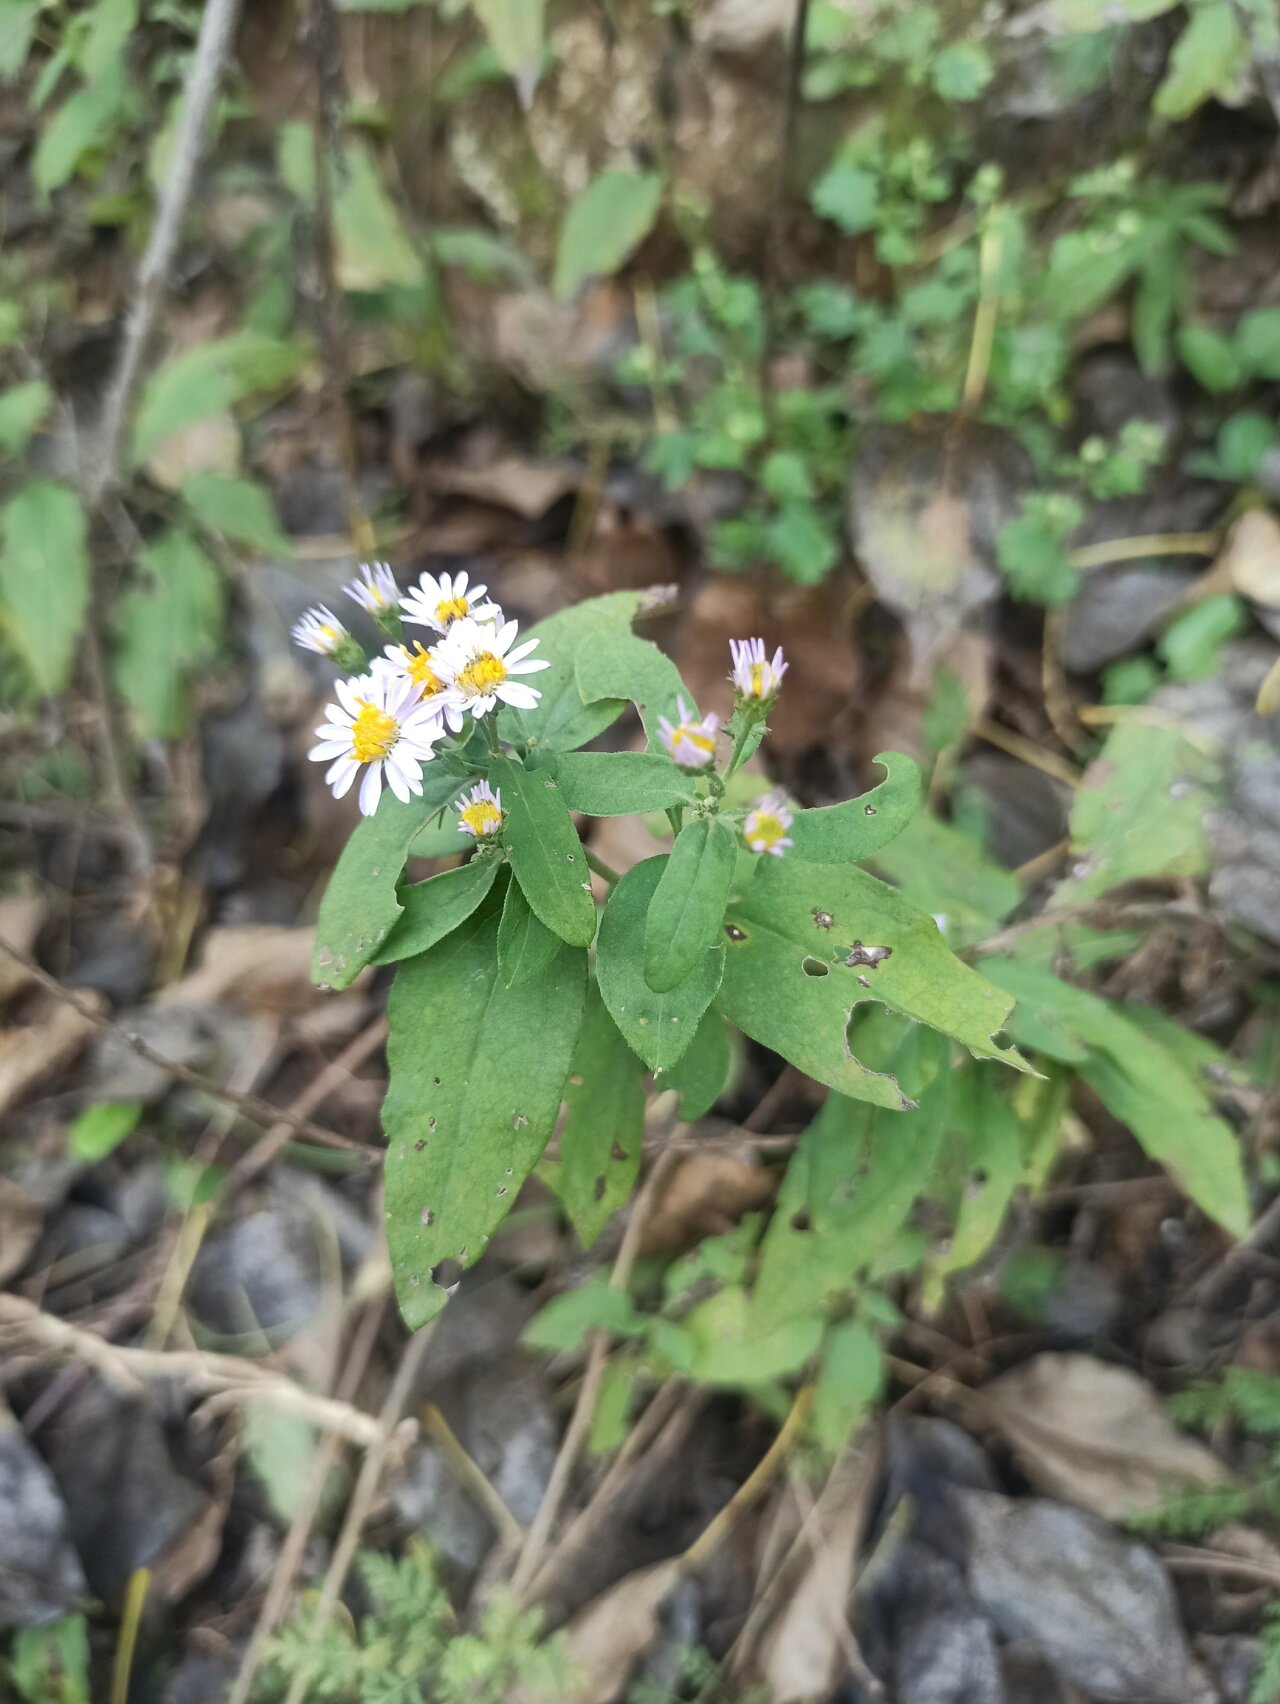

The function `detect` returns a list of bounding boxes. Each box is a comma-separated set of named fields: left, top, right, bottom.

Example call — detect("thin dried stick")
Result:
left=281, top=1327, right=435, bottom=1704
left=1067, top=532, right=1218, bottom=572
left=423, top=1403, right=526, bottom=1548
left=0, top=1294, right=388, bottom=1448
left=0, top=935, right=371, bottom=1155
left=679, top=1384, right=814, bottom=1574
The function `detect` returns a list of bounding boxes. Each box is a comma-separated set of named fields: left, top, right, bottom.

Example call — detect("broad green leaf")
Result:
left=132, top=333, right=308, bottom=469
left=383, top=898, right=586, bottom=1328
left=813, top=1320, right=883, bottom=1452
left=523, top=1275, right=644, bottom=1352
left=490, top=755, right=596, bottom=947
left=654, top=1008, right=732, bottom=1119
left=812, top=157, right=880, bottom=236
left=81, top=0, right=137, bottom=78
left=575, top=622, right=694, bottom=754
left=311, top=771, right=464, bottom=989
left=788, top=752, right=922, bottom=863
left=921, top=1066, right=1024, bottom=1308
left=472, top=0, right=545, bottom=105
left=499, top=591, right=646, bottom=752
left=984, top=957, right=1249, bottom=1237
left=113, top=529, right=222, bottom=738
left=0, top=380, right=51, bottom=454
left=869, top=810, right=1020, bottom=947
left=496, top=873, right=562, bottom=987
left=552, top=750, right=694, bottom=817
left=33, top=57, right=128, bottom=195
left=644, top=817, right=737, bottom=993
left=931, top=41, right=994, bottom=100
left=0, top=2, right=40, bottom=81
left=1177, top=324, right=1243, bottom=392
left=552, top=983, right=645, bottom=1248
left=181, top=473, right=292, bottom=557
left=554, top=170, right=663, bottom=301
left=1058, top=721, right=1216, bottom=904
left=665, top=1285, right=822, bottom=1388
left=0, top=480, right=89, bottom=693
left=334, top=141, right=424, bottom=291
left=1050, top=0, right=1174, bottom=27
left=371, top=856, right=500, bottom=965
left=596, top=856, right=725, bottom=1071
left=1153, top=2, right=1247, bottom=119
left=68, top=1100, right=141, bottom=1162
left=715, top=855, right=1026, bottom=1109
left=1236, top=306, right=1280, bottom=383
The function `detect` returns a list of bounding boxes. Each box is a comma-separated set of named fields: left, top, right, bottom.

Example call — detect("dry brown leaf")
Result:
left=157, top=926, right=354, bottom=1014
left=0, top=995, right=103, bottom=1120
left=423, top=455, right=580, bottom=520
left=979, top=1353, right=1227, bottom=1519
left=146, top=413, right=241, bottom=490
left=640, top=1147, right=777, bottom=1257
left=0, top=893, right=46, bottom=1004
left=558, top=1558, right=683, bottom=1704
left=0, top=1177, right=44, bottom=1285
left=1219, top=509, right=1280, bottom=610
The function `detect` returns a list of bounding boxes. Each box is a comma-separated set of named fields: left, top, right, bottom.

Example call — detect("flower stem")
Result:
left=483, top=717, right=503, bottom=758
left=585, top=848, right=620, bottom=886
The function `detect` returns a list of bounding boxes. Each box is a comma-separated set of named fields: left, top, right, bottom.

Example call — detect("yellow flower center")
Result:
left=318, top=624, right=340, bottom=651
left=456, top=652, right=507, bottom=697
left=351, top=701, right=399, bottom=764
left=674, top=724, right=714, bottom=758
left=436, top=595, right=470, bottom=626
left=460, top=800, right=503, bottom=837
left=748, top=661, right=769, bottom=697
left=403, top=644, right=444, bottom=695
left=749, top=811, right=786, bottom=848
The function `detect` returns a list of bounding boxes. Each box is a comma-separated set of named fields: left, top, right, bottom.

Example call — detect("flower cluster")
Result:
left=299, top=566, right=548, bottom=818
left=743, top=790, right=794, bottom=857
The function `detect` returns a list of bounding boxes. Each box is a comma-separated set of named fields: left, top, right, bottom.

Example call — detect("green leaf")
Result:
left=644, top=817, right=738, bottom=994
left=311, top=772, right=465, bottom=990
left=132, top=332, right=308, bottom=469
left=921, top=1066, right=1025, bottom=1307
left=812, top=157, right=880, bottom=236
left=180, top=473, right=292, bottom=556
left=654, top=1008, right=732, bottom=1119
left=668, top=1286, right=822, bottom=1388
left=1050, top=0, right=1175, bottom=28
left=0, top=379, right=51, bottom=454
left=553, top=170, right=663, bottom=301
left=383, top=897, right=586, bottom=1328
left=113, top=529, right=222, bottom=738
left=80, top=0, right=137, bottom=79
left=1157, top=593, right=1246, bottom=682
left=596, top=856, right=725, bottom=1071
left=472, top=0, right=545, bottom=104
left=869, top=810, right=1020, bottom=948
left=1153, top=1, right=1247, bottom=119
left=575, top=623, right=695, bottom=754
left=496, top=874, right=562, bottom=987
left=1177, top=324, right=1243, bottom=392
left=1213, top=412, right=1276, bottom=480
left=931, top=41, right=994, bottom=100
left=523, top=1275, right=644, bottom=1352
left=1060, top=721, right=1216, bottom=903
left=334, top=141, right=424, bottom=291
left=489, top=755, right=596, bottom=947
left=499, top=591, right=646, bottom=753
left=1236, top=306, right=1280, bottom=382
left=813, top=1320, right=883, bottom=1452
left=68, top=1100, right=141, bottom=1162
left=371, top=856, right=500, bottom=965
left=984, top=957, right=1249, bottom=1237
left=715, top=855, right=1027, bottom=1109
left=552, top=750, right=694, bottom=817
left=33, top=57, right=128, bottom=195
left=0, top=480, right=89, bottom=693
left=788, top=752, right=922, bottom=863
left=552, top=983, right=645, bottom=1248
left=0, top=2, right=41, bottom=82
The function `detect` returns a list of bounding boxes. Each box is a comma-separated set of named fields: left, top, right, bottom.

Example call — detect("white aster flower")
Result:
left=455, top=780, right=504, bottom=839
left=401, top=568, right=500, bottom=636
left=432, top=615, right=549, bottom=720
left=292, top=605, right=349, bottom=657
left=379, top=641, right=466, bottom=732
left=309, top=670, right=443, bottom=817
left=730, top=636, right=788, bottom=701
left=743, top=790, right=794, bottom=857
left=657, top=695, right=720, bottom=770
left=344, top=561, right=399, bottom=616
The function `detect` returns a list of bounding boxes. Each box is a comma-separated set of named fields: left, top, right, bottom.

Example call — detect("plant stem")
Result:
left=483, top=716, right=503, bottom=757
left=723, top=719, right=760, bottom=781
left=585, top=848, right=620, bottom=886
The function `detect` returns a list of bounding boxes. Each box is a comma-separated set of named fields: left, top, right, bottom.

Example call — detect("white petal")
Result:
left=386, top=761, right=412, bottom=804
left=496, top=680, right=540, bottom=708
left=358, top=763, right=383, bottom=817
left=508, top=656, right=551, bottom=675
left=311, top=738, right=350, bottom=761
left=331, top=758, right=359, bottom=799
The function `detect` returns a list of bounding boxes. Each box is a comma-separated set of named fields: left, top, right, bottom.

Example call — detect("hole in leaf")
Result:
left=990, top=1029, right=1012, bottom=1049
left=864, top=805, right=877, bottom=816
left=801, top=957, right=829, bottom=977
left=420, top=1204, right=434, bottom=1226
left=593, top=1175, right=607, bottom=1202
left=791, top=1208, right=812, bottom=1232
left=724, top=923, right=747, bottom=942
left=610, top=1141, right=627, bottom=1163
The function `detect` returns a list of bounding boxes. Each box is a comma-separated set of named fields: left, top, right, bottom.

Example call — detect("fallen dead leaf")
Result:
left=0, top=1176, right=44, bottom=1285
left=1219, top=508, right=1280, bottom=610
left=556, top=1558, right=683, bottom=1704
left=157, top=926, right=354, bottom=1014
left=423, top=454, right=580, bottom=520
left=978, top=1353, right=1227, bottom=1520
left=640, top=1147, right=777, bottom=1257
left=0, top=892, right=46, bottom=1004
left=0, top=994, right=103, bottom=1120
left=146, top=412, right=241, bottom=490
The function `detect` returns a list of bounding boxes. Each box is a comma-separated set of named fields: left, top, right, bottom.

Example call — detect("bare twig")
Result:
left=0, top=934, right=373, bottom=1156
left=423, top=1403, right=526, bottom=1548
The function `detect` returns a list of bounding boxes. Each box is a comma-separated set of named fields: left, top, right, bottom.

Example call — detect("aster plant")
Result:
left=305, top=574, right=1029, bottom=1328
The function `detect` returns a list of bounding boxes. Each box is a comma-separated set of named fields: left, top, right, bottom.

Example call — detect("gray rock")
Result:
left=1061, top=565, right=1200, bottom=673
left=884, top=1546, right=1004, bottom=1704
left=88, top=1005, right=214, bottom=1104
left=0, top=1414, right=87, bottom=1630
left=958, top=1489, right=1190, bottom=1702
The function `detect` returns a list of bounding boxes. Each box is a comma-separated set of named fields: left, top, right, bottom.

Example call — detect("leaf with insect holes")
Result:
left=552, top=751, right=695, bottom=817
left=644, top=817, right=738, bottom=994
left=311, top=771, right=465, bottom=990
left=596, top=857, right=724, bottom=1071
left=714, top=854, right=1027, bottom=1109
left=384, top=890, right=586, bottom=1329
left=489, top=756, right=596, bottom=947
left=788, top=752, right=921, bottom=863
left=0, top=479, right=89, bottom=694
left=655, top=1009, right=732, bottom=1119
left=497, top=591, right=651, bottom=753
left=552, top=983, right=645, bottom=1249
left=983, top=957, right=1249, bottom=1237
left=371, top=857, right=501, bottom=965
left=496, top=875, right=562, bottom=988
left=575, top=623, right=698, bottom=755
